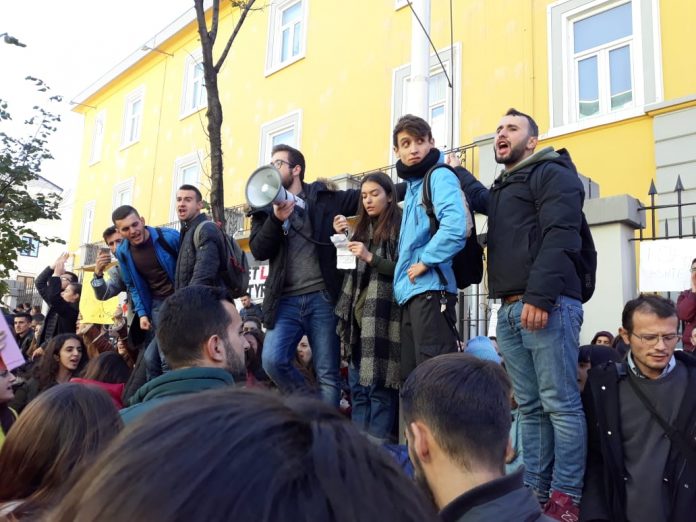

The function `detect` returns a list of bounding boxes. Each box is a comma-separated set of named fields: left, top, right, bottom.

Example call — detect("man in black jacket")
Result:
left=452, top=108, right=586, bottom=520
left=402, top=353, right=551, bottom=522
left=173, top=184, right=224, bottom=289
left=581, top=295, right=696, bottom=522
left=249, top=144, right=360, bottom=406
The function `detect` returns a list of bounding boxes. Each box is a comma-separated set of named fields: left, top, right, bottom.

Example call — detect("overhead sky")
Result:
left=0, top=0, right=196, bottom=210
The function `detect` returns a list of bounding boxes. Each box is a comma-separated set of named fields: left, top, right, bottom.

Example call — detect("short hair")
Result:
left=622, top=294, right=677, bottom=332
left=240, top=291, right=251, bottom=298
left=111, top=205, right=140, bottom=224
left=67, top=282, right=82, bottom=298
left=401, top=353, right=512, bottom=473
left=156, top=286, right=237, bottom=369
left=63, top=271, right=78, bottom=283
left=272, top=144, right=306, bottom=182
left=178, top=184, right=202, bottom=202
left=13, top=312, right=32, bottom=322
left=102, top=226, right=118, bottom=242
left=504, top=108, right=539, bottom=137
left=49, top=389, right=436, bottom=522
left=392, top=114, right=433, bottom=148
left=82, top=352, right=131, bottom=384
left=31, top=313, right=45, bottom=323
left=0, top=383, right=122, bottom=519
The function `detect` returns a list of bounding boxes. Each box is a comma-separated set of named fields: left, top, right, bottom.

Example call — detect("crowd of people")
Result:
left=0, top=109, right=695, bottom=521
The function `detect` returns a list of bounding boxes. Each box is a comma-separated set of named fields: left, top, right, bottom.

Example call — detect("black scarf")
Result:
left=395, top=148, right=441, bottom=181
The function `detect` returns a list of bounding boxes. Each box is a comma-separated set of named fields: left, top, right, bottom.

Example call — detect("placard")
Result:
left=639, top=238, right=696, bottom=292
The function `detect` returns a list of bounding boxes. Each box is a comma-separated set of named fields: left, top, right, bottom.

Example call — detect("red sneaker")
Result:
left=543, top=490, right=579, bottom=522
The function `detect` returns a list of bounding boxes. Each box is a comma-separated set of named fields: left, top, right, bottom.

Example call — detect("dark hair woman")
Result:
left=333, top=171, right=402, bottom=444
left=49, top=389, right=437, bottom=522
left=243, top=330, right=271, bottom=388
left=0, top=383, right=122, bottom=519
left=71, top=351, right=131, bottom=408
left=9, top=334, right=87, bottom=413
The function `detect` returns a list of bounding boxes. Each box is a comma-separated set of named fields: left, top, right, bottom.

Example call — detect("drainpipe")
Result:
left=407, top=0, right=430, bottom=119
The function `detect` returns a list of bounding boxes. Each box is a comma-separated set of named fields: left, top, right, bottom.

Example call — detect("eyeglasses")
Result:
left=629, top=332, right=680, bottom=346
left=270, top=159, right=293, bottom=169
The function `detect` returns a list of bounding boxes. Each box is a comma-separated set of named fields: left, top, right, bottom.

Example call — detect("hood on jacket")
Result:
left=70, top=378, right=125, bottom=409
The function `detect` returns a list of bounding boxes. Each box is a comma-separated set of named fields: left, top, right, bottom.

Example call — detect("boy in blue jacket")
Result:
left=392, top=115, right=466, bottom=379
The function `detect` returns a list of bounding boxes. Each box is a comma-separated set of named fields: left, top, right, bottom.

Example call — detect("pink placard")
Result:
left=0, top=314, right=26, bottom=371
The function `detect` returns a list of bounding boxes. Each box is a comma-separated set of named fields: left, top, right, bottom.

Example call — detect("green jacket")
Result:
left=120, top=367, right=234, bottom=424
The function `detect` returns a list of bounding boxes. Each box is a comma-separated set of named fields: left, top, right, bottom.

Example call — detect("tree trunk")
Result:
left=205, top=74, right=225, bottom=226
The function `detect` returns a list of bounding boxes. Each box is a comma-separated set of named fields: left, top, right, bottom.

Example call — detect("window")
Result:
left=266, top=0, right=307, bottom=75
left=181, top=52, right=207, bottom=117
left=89, top=110, right=106, bottom=164
left=170, top=153, right=203, bottom=221
left=547, top=0, right=662, bottom=132
left=392, top=44, right=461, bottom=158
left=19, top=236, right=39, bottom=257
left=395, top=0, right=408, bottom=10
left=81, top=201, right=96, bottom=245
left=259, top=110, right=302, bottom=165
left=112, top=178, right=135, bottom=210
left=122, top=87, right=144, bottom=146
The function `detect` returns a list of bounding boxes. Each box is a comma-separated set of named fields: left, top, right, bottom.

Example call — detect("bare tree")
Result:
left=194, top=0, right=259, bottom=226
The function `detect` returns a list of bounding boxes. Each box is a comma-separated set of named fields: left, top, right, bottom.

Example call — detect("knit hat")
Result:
left=465, top=336, right=502, bottom=365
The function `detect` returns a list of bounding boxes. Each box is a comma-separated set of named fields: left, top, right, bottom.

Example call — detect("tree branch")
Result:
left=210, top=0, right=221, bottom=41
left=214, top=0, right=257, bottom=72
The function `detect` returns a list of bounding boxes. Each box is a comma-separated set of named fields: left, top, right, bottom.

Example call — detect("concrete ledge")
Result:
left=584, top=194, right=645, bottom=229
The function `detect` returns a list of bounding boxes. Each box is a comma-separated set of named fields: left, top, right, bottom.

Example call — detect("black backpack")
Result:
left=529, top=157, right=597, bottom=303
left=421, top=164, right=484, bottom=290
left=193, top=221, right=250, bottom=298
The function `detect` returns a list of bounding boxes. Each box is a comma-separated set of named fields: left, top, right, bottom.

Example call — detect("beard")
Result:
left=410, top=447, right=438, bottom=511
left=222, top=336, right=247, bottom=382
left=494, top=140, right=527, bottom=168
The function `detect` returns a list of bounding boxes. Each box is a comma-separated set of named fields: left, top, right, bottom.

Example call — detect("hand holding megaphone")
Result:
left=245, top=165, right=306, bottom=211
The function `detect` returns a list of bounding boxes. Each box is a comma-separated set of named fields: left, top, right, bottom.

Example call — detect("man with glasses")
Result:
left=581, top=294, right=696, bottom=522
left=248, top=144, right=362, bottom=406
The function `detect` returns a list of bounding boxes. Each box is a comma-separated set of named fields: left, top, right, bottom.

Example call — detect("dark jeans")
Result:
left=143, top=298, right=170, bottom=381
left=400, top=291, right=459, bottom=380
left=349, top=362, right=398, bottom=444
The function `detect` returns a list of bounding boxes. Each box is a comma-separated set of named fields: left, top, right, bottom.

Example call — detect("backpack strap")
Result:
left=155, top=227, right=178, bottom=259
left=193, top=220, right=218, bottom=250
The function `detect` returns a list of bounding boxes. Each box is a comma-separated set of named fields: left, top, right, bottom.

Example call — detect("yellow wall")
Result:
left=70, top=0, right=696, bottom=255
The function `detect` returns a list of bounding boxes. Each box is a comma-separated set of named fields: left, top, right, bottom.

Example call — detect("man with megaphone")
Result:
left=247, top=144, right=366, bottom=406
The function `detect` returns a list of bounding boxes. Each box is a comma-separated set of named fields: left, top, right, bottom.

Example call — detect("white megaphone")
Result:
left=245, top=165, right=306, bottom=209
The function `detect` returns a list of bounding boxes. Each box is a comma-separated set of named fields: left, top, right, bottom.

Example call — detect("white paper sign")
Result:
left=639, top=238, right=696, bottom=292
left=487, top=303, right=501, bottom=337
left=330, top=234, right=356, bottom=270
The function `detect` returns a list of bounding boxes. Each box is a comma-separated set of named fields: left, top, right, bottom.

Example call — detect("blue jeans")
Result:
left=262, top=290, right=340, bottom=406
left=496, top=296, right=586, bottom=503
left=349, top=362, right=398, bottom=444
left=143, top=298, right=170, bottom=381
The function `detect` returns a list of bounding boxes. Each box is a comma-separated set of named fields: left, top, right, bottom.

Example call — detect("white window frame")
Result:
left=89, top=110, right=106, bottom=165
left=258, top=110, right=302, bottom=166
left=546, top=0, right=663, bottom=137
left=81, top=201, right=96, bottom=245
left=265, top=0, right=308, bottom=76
left=180, top=50, right=207, bottom=119
left=395, top=0, right=408, bottom=9
left=170, top=152, right=204, bottom=221
left=112, top=177, right=135, bottom=210
left=121, top=86, right=145, bottom=148
left=390, top=44, right=461, bottom=163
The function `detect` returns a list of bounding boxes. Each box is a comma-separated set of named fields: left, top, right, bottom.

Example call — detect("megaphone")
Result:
left=245, top=165, right=306, bottom=209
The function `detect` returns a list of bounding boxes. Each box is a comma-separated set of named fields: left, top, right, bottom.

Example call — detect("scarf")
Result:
left=335, top=227, right=401, bottom=389
left=395, top=147, right=440, bottom=181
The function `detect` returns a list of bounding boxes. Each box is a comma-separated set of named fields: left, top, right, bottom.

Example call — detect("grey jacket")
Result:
left=91, top=265, right=127, bottom=301
left=175, top=213, right=224, bottom=289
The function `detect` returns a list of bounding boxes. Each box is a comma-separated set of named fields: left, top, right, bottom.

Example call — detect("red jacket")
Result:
left=676, top=290, right=696, bottom=352
left=70, top=378, right=125, bottom=409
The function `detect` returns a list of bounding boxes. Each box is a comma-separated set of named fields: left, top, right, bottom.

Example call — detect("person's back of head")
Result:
left=50, top=388, right=437, bottom=522
left=0, top=383, right=122, bottom=519
left=81, top=352, right=131, bottom=384
left=156, top=285, right=247, bottom=376
left=400, top=353, right=512, bottom=508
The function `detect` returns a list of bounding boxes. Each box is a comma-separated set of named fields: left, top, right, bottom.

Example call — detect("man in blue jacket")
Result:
left=392, top=114, right=466, bottom=380
left=113, top=205, right=180, bottom=381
